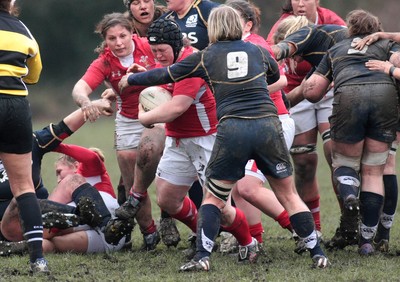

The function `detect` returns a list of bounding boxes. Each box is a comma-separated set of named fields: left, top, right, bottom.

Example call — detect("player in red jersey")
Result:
left=71, top=13, right=161, bottom=250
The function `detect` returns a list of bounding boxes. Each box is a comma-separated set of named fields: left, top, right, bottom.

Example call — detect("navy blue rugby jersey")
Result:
left=278, top=24, right=347, bottom=67
left=162, top=0, right=219, bottom=50
left=316, top=37, right=400, bottom=88
left=128, top=40, right=280, bottom=120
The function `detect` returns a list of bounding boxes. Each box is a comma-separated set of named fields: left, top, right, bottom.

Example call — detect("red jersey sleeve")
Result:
left=81, top=57, right=110, bottom=91
left=54, top=144, right=102, bottom=176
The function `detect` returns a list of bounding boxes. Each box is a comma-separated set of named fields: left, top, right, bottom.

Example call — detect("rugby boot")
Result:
left=238, top=237, right=259, bottom=263
left=141, top=230, right=161, bottom=251
left=179, top=256, right=210, bottom=272
left=104, top=218, right=136, bottom=245
left=159, top=217, right=181, bottom=248
left=312, top=254, right=330, bottom=268
left=374, top=239, right=389, bottom=253
left=340, top=195, right=360, bottom=244
left=30, top=258, right=50, bottom=275
left=77, top=197, right=103, bottom=228
left=0, top=240, right=27, bottom=256
left=42, top=212, right=79, bottom=229
left=115, top=195, right=141, bottom=220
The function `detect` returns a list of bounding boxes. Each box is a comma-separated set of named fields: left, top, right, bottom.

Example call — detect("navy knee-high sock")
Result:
left=290, top=211, right=323, bottom=257
left=195, top=204, right=221, bottom=260
left=38, top=199, right=76, bottom=214
left=359, top=191, right=384, bottom=244
left=72, top=183, right=111, bottom=228
left=376, top=175, right=398, bottom=240
left=189, top=180, right=204, bottom=209
left=16, top=192, right=44, bottom=263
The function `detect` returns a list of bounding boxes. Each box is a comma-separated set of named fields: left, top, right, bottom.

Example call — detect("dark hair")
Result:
left=281, top=0, right=293, bottom=14
left=0, top=0, right=11, bottom=12
left=147, top=18, right=183, bottom=62
left=226, top=0, right=261, bottom=33
left=94, top=13, right=133, bottom=53
left=346, top=9, right=383, bottom=37
left=0, top=0, right=18, bottom=15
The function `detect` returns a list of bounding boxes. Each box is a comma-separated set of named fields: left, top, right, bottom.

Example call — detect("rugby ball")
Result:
left=139, top=86, right=172, bottom=112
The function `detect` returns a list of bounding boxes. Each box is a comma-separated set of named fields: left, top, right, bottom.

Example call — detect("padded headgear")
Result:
left=147, top=18, right=183, bottom=63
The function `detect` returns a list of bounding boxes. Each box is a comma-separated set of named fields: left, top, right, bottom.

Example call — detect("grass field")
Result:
left=2, top=116, right=400, bottom=281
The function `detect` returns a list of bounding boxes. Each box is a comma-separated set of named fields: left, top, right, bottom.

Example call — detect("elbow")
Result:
left=303, top=91, right=322, bottom=103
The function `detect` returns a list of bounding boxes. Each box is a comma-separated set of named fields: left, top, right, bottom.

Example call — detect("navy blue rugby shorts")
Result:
left=206, top=115, right=293, bottom=181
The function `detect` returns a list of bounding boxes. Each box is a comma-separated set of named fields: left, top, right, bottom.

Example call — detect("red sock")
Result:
left=306, top=197, right=321, bottom=231
left=275, top=210, right=293, bottom=232
left=249, top=223, right=264, bottom=243
left=141, top=219, right=157, bottom=235
left=130, top=188, right=148, bottom=202
left=171, top=196, right=197, bottom=233
left=221, top=208, right=252, bottom=246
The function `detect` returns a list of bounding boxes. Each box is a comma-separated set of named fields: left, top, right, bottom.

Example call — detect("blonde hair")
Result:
left=89, top=147, right=105, bottom=162
left=55, top=148, right=105, bottom=168
left=273, top=15, right=310, bottom=44
left=55, top=155, right=77, bottom=168
left=208, top=5, right=243, bottom=44
left=272, top=16, right=311, bottom=73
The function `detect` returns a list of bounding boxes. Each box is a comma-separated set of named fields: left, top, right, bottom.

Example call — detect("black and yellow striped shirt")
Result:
left=0, top=10, right=42, bottom=96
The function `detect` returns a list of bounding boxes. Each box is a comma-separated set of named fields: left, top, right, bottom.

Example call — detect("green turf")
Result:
left=2, top=117, right=399, bottom=281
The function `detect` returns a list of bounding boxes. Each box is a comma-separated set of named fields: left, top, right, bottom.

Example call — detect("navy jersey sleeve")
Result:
left=315, top=53, right=333, bottom=82
left=261, top=47, right=280, bottom=85
left=128, top=52, right=204, bottom=86
left=284, top=26, right=314, bottom=56
left=127, top=67, right=174, bottom=86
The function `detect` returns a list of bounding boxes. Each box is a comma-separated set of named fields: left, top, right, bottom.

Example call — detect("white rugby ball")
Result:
left=139, top=86, right=172, bottom=112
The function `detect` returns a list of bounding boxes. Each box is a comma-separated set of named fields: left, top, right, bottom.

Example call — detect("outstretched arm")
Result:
left=72, top=80, right=101, bottom=123
left=119, top=67, right=174, bottom=92
left=353, top=32, right=400, bottom=50
left=63, top=98, right=113, bottom=132
left=271, top=42, right=297, bottom=61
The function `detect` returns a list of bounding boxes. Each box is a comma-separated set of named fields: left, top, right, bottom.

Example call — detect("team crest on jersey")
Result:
left=186, top=15, right=198, bottom=28
left=139, top=55, right=151, bottom=70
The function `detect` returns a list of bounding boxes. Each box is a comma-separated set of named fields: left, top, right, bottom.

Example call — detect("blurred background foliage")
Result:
left=16, top=0, right=400, bottom=120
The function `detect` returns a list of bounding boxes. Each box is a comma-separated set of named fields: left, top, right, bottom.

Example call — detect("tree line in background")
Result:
left=16, top=0, right=399, bottom=119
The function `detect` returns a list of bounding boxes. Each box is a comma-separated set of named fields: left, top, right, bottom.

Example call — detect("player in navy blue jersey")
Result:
left=119, top=5, right=330, bottom=271
left=303, top=9, right=400, bottom=256
left=162, top=0, right=219, bottom=51
left=271, top=17, right=351, bottom=250
left=354, top=31, right=400, bottom=253
left=0, top=99, right=113, bottom=220
left=273, top=23, right=347, bottom=68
